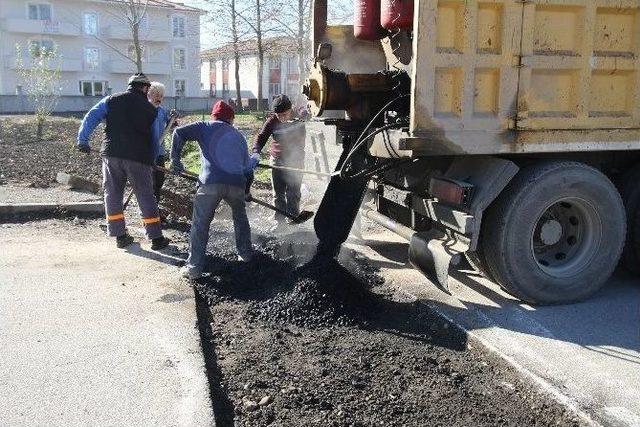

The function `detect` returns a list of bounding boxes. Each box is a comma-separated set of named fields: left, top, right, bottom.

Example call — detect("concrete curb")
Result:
left=0, top=202, right=104, bottom=215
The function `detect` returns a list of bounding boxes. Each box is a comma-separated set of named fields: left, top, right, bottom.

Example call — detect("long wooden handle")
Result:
left=257, top=163, right=333, bottom=178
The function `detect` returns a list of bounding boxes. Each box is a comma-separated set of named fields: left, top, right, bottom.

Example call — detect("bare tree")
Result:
left=14, top=43, right=62, bottom=140
left=267, top=0, right=312, bottom=81
left=203, top=0, right=248, bottom=110
left=105, top=0, right=150, bottom=73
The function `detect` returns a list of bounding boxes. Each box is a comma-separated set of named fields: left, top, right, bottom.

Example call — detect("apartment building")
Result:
left=0, top=0, right=203, bottom=98
left=201, top=37, right=304, bottom=109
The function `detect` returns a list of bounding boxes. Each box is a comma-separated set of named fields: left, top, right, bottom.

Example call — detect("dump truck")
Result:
left=303, top=0, right=640, bottom=304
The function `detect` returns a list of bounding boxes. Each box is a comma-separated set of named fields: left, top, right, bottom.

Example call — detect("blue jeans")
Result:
left=186, top=183, right=252, bottom=271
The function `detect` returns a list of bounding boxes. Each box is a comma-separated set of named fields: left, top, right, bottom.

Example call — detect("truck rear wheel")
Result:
left=481, top=161, right=625, bottom=304
left=617, top=167, right=640, bottom=275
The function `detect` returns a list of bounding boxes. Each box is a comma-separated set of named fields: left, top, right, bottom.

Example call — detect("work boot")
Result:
left=116, top=234, right=134, bottom=248
left=151, top=236, right=170, bottom=250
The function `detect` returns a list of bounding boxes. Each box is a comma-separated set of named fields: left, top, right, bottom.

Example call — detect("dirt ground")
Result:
left=1, top=115, right=587, bottom=427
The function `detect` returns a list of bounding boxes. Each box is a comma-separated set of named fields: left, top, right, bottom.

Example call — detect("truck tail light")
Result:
left=429, top=177, right=474, bottom=207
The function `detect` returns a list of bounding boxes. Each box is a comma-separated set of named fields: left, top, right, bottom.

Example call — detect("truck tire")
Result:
left=617, top=167, right=640, bottom=275
left=481, top=161, right=625, bottom=304
left=465, top=249, right=495, bottom=282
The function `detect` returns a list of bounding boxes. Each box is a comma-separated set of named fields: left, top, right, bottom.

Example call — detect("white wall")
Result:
left=0, top=0, right=202, bottom=97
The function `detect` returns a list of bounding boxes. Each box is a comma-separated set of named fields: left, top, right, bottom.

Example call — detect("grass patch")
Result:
left=175, top=112, right=273, bottom=184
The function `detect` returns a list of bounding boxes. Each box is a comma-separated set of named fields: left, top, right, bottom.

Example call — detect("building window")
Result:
left=28, top=3, right=52, bottom=20
left=172, top=15, right=185, bottom=38
left=29, top=40, right=54, bottom=57
left=269, top=57, right=280, bottom=70
left=222, top=82, right=229, bottom=93
left=127, top=44, right=146, bottom=62
left=287, top=56, right=297, bottom=72
left=84, top=47, right=100, bottom=71
left=175, top=80, right=186, bottom=96
left=269, top=82, right=281, bottom=98
left=210, top=83, right=216, bottom=97
left=79, top=80, right=108, bottom=96
left=221, top=60, right=228, bottom=71
left=173, top=48, right=186, bottom=70
left=83, top=12, right=98, bottom=35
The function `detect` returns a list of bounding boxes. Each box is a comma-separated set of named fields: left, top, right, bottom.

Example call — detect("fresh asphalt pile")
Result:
left=188, top=221, right=585, bottom=427
left=2, top=116, right=586, bottom=426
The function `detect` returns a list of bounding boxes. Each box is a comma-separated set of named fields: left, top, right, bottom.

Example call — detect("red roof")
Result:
left=201, top=37, right=298, bottom=59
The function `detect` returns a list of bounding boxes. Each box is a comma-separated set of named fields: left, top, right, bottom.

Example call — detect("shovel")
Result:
left=155, top=166, right=315, bottom=225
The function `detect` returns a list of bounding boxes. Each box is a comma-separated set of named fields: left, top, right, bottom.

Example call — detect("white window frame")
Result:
left=84, top=46, right=100, bottom=71
left=269, top=57, right=281, bottom=70
left=26, top=2, right=53, bottom=21
left=28, top=39, right=55, bottom=58
left=172, top=14, right=186, bottom=38
left=286, top=56, right=297, bottom=72
left=174, top=79, right=186, bottom=96
left=79, top=80, right=108, bottom=96
left=173, top=47, right=186, bottom=70
left=83, top=11, right=99, bottom=36
left=269, top=82, right=281, bottom=98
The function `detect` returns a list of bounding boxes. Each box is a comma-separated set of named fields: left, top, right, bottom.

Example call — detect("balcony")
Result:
left=5, top=55, right=82, bottom=72
left=103, top=25, right=171, bottom=43
left=107, top=60, right=170, bottom=75
left=2, top=18, right=80, bottom=37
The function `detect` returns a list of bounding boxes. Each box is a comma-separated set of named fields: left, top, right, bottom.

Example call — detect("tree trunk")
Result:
left=132, top=23, right=143, bottom=73
left=256, top=0, right=264, bottom=110
left=129, top=1, right=143, bottom=73
left=297, top=0, right=305, bottom=82
left=36, top=116, right=45, bottom=141
left=231, top=0, right=242, bottom=111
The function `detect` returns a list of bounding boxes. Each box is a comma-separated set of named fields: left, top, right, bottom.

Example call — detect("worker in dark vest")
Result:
left=252, top=95, right=306, bottom=230
left=76, top=73, right=170, bottom=250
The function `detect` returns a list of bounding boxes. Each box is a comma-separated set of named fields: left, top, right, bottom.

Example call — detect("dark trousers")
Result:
left=271, top=158, right=303, bottom=221
left=102, top=157, right=163, bottom=239
left=153, top=155, right=166, bottom=204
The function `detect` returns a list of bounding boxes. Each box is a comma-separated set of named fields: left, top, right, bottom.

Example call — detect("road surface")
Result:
left=346, top=227, right=640, bottom=427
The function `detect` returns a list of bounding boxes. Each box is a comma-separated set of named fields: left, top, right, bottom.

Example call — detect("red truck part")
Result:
left=381, top=0, right=414, bottom=30
left=354, top=0, right=386, bottom=40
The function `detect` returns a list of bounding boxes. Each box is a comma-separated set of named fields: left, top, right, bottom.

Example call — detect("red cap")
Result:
left=211, top=100, right=235, bottom=122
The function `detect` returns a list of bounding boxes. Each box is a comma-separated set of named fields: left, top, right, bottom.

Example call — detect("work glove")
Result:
left=77, top=144, right=91, bottom=154
left=248, top=153, right=261, bottom=170
left=171, top=161, right=185, bottom=175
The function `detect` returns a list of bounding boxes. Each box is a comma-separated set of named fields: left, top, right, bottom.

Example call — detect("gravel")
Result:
left=3, top=116, right=587, bottom=427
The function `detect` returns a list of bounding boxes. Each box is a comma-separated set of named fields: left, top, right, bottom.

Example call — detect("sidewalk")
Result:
left=0, top=220, right=214, bottom=427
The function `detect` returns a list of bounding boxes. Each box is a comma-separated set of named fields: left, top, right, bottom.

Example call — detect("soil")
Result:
left=1, top=115, right=586, bottom=427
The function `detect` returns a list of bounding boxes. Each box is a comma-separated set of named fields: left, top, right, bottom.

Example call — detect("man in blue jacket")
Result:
left=77, top=73, right=170, bottom=250
left=171, top=100, right=259, bottom=279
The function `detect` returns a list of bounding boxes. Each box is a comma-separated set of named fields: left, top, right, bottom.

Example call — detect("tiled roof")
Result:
left=201, top=36, right=298, bottom=59
left=102, top=0, right=204, bottom=14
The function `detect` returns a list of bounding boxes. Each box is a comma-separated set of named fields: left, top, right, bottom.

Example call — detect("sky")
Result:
left=180, top=0, right=218, bottom=49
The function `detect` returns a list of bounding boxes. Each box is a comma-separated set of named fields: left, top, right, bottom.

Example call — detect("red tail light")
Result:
left=429, top=177, right=474, bottom=207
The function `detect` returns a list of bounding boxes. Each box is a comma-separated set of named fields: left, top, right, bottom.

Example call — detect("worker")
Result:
left=253, top=94, right=306, bottom=230
left=171, top=100, right=260, bottom=279
left=77, top=73, right=170, bottom=250
left=148, top=81, right=177, bottom=206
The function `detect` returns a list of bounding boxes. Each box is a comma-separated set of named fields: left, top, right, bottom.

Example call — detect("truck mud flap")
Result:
left=408, top=229, right=469, bottom=294
left=314, top=149, right=369, bottom=257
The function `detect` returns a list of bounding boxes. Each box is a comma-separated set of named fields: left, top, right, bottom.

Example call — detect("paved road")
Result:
left=0, top=221, right=214, bottom=427
left=346, top=228, right=640, bottom=427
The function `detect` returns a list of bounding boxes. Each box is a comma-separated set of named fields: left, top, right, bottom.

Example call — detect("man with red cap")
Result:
left=171, top=100, right=260, bottom=279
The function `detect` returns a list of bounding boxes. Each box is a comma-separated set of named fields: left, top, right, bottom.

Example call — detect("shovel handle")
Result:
left=257, top=163, right=333, bottom=178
